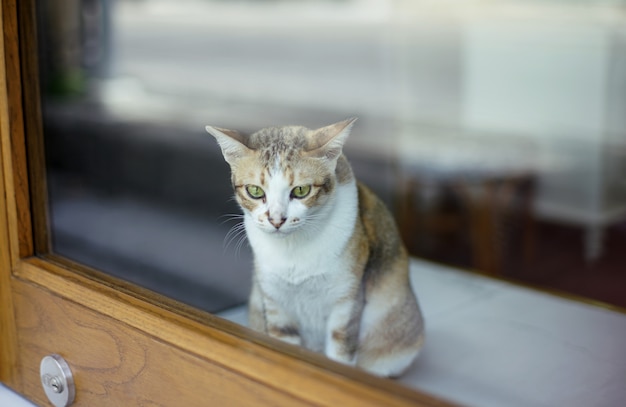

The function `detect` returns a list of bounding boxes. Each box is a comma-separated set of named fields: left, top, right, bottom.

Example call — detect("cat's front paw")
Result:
left=326, top=351, right=357, bottom=367
left=325, top=343, right=357, bottom=366
left=268, top=325, right=302, bottom=346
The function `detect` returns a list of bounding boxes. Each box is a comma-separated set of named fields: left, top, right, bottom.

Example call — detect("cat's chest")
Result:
left=256, top=247, right=352, bottom=287
left=258, top=259, right=356, bottom=336
left=254, top=231, right=355, bottom=299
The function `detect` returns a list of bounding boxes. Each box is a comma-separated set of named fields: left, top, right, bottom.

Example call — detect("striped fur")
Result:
left=207, top=119, right=424, bottom=377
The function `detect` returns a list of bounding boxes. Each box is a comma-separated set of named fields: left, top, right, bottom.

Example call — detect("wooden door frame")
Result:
left=0, top=1, right=453, bottom=405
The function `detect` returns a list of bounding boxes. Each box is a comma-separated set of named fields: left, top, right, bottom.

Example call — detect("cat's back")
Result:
left=355, top=182, right=410, bottom=284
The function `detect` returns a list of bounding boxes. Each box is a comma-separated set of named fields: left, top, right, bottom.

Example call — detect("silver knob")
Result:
left=40, top=355, right=75, bottom=407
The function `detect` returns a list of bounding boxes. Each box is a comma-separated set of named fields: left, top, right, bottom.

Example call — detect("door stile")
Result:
left=1, top=0, right=34, bottom=265
left=0, top=0, right=23, bottom=390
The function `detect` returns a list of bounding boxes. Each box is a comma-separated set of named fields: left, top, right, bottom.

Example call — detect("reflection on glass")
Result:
left=39, top=0, right=626, bottom=317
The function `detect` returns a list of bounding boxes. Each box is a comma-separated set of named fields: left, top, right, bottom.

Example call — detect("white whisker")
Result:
left=219, top=213, right=245, bottom=225
left=234, top=233, right=250, bottom=258
left=223, top=221, right=248, bottom=256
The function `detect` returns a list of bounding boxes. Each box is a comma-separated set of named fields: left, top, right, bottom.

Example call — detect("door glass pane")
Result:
left=38, top=0, right=626, bottom=318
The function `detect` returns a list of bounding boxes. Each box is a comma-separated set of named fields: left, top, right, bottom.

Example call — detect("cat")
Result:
left=206, top=118, right=424, bottom=377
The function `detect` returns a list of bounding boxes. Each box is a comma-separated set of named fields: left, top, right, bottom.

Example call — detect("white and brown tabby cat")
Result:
left=206, top=118, right=424, bottom=377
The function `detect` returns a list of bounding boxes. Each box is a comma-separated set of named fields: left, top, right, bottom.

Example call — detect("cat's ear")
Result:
left=205, top=125, right=251, bottom=165
left=306, top=118, right=357, bottom=161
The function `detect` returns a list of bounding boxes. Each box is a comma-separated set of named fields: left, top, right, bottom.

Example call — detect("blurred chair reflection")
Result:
left=397, top=173, right=536, bottom=276
left=395, top=128, right=538, bottom=276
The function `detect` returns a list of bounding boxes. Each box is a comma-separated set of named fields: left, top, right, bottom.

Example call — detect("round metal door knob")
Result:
left=40, top=354, right=75, bottom=407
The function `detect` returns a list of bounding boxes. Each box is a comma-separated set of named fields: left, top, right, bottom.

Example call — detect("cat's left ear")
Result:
left=306, top=117, right=357, bottom=161
left=206, top=125, right=251, bottom=165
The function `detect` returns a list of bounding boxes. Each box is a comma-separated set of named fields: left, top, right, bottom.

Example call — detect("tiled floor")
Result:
left=219, top=258, right=626, bottom=407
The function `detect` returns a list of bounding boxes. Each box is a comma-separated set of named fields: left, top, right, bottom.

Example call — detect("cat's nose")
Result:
left=269, top=216, right=287, bottom=229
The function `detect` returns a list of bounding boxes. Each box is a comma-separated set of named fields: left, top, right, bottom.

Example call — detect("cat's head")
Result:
left=206, top=119, right=356, bottom=236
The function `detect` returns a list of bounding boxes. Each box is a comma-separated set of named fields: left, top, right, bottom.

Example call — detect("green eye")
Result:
left=245, top=185, right=265, bottom=199
left=291, top=185, right=311, bottom=199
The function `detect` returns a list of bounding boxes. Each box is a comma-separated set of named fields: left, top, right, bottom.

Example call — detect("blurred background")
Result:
left=38, top=0, right=626, bottom=313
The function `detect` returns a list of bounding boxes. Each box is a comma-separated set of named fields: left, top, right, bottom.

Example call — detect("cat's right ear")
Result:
left=205, top=125, right=251, bottom=165
left=306, top=117, right=357, bottom=161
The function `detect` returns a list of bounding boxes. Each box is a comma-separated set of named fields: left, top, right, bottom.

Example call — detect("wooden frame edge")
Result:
left=16, top=257, right=455, bottom=407
left=18, top=0, right=50, bottom=255
left=1, top=0, right=34, bottom=265
left=0, top=0, right=22, bottom=390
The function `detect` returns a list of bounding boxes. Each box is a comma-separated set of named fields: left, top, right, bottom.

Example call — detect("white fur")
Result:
left=247, top=179, right=359, bottom=351
left=359, top=345, right=423, bottom=377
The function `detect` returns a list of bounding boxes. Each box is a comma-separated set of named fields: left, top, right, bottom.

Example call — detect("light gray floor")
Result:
left=219, top=258, right=626, bottom=407
left=0, top=384, right=37, bottom=407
